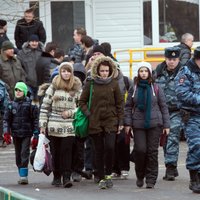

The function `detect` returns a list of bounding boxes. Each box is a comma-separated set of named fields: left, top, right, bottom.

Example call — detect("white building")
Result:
left=1, top=0, right=200, bottom=74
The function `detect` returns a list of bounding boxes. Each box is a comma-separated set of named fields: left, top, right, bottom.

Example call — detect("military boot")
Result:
left=163, top=165, right=177, bottom=181
left=189, top=170, right=200, bottom=193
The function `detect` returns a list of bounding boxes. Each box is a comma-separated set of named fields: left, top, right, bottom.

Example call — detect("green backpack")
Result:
left=73, top=81, right=93, bottom=138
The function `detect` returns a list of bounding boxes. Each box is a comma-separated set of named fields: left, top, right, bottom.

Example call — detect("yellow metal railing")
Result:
left=114, top=48, right=165, bottom=78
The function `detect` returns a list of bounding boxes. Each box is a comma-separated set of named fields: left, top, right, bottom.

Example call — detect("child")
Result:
left=3, top=81, right=39, bottom=184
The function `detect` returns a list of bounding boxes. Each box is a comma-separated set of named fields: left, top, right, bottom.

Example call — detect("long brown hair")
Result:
left=134, top=67, right=154, bottom=85
left=53, top=63, right=75, bottom=91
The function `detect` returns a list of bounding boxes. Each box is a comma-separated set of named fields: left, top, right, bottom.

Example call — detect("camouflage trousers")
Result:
left=164, top=111, right=182, bottom=166
left=184, top=115, right=200, bottom=171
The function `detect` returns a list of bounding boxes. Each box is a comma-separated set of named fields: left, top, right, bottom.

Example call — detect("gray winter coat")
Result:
left=124, top=84, right=170, bottom=129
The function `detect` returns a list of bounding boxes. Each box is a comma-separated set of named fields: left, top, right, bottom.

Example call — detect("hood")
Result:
left=21, top=41, right=44, bottom=53
left=91, top=56, right=117, bottom=79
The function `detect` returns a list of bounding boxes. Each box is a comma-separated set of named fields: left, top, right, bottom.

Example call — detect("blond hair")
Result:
left=53, top=63, right=75, bottom=91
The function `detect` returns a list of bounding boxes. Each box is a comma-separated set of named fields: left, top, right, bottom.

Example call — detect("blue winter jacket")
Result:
left=175, top=58, right=200, bottom=113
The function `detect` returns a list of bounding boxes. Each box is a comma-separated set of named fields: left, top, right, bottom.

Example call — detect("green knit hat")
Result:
left=15, top=82, right=28, bottom=97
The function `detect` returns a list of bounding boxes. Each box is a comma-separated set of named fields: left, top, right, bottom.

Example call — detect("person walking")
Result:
left=79, top=56, right=124, bottom=189
left=3, top=81, right=39, bottom=184
left=39, top=62, right=82, bottom=188
left=154, top=47, right=183, bottom=181
left=124, top=61, right=170, bottom=189
left=175, top=47, right=200, bottom=194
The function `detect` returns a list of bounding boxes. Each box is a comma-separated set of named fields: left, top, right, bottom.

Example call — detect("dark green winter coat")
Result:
left=79, top=56, right=124, bottom=134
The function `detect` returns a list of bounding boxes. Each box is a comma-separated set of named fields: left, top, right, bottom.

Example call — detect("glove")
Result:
left=31, top=136, right=38, bottom=150
left=3, top=133, right=11, bottom=145
left=31, top=130, right=39, bottom=149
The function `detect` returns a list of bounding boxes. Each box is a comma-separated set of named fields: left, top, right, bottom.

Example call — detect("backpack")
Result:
left=0, top=80, right=10, bottom=113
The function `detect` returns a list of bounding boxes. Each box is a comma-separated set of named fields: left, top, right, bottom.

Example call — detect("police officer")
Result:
left=154, top=47, right=182, bottom=181
left=175, top=47, right=200, bottom=194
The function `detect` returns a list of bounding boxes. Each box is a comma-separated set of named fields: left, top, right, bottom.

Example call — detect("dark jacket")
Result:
left=3, top=97, right=39, bottom=137
left=0, top=32, right=9, bottom=50
left=79, top=56, right=124, bottom=134
left=124, top=84, right=170, bottom=129
left=0, top=52, right=26, bottom=100
left=35, top=52, right=54, bottom=86
left=68, top=44, right=84, bottom=63
left=17, top=42, right=44, bottom=87
left=175, top=43, right=191, bottom=66
left=14, top=18, right=46, bottom=49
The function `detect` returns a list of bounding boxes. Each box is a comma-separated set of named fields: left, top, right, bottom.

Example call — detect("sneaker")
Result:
left=18, top=177, right=28, bottom=185
left=146, top=183, right=154, bottom=189
left=99, top=179, right=107, bottom=189
left=121, top=171, right=129, bottom=179
left=111, top=172, right=121, bottom=179
left=71, top=172, right=82, bottom=182
left=105, top=175, right=113, bottom=188
left=81, top=170, right=93, bottom=179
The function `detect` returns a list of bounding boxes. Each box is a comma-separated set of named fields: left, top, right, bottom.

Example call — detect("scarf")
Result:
left=137, top=80, right=151, bottom=129
left=94, top=76, right=112, bottom=85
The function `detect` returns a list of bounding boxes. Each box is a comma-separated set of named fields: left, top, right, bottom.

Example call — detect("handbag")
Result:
left=73, top=81, right=93, bottom=138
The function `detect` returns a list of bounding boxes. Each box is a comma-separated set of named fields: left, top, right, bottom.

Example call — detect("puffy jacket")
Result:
left=3, top=97, right=39, bottom=137
left=124, top=84, right=170, bottom=129
left=175, top=58, right=200, bottom=113
left=14, top=18, right=46, bottom=49
left=154, top=61, right=182, bottom=112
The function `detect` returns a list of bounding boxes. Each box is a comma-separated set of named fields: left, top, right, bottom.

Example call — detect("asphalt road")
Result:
left=0, top=141, right=199, bottom=200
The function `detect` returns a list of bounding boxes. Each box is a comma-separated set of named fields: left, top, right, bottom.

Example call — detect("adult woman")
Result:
left=124, top=61, right=170, bottom=189
left=39, top=62, right=82, bottom=188
left=79, top=56, right=123, bottom=189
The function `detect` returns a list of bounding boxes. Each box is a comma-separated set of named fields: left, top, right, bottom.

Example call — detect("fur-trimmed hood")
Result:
left=37, top=83, right=51, bottom=97
left=91, top=56, right=118, bottom=79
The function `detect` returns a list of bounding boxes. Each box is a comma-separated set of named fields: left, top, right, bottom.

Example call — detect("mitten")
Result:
left=3, top=133, right=11, bottom=145
left=31, top=130, right=39, bottom=149
left=31, top=136, right=38, bottom=150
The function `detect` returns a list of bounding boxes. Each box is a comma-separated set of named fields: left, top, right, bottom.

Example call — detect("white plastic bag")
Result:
left=33, top=134, right=50, bottom=172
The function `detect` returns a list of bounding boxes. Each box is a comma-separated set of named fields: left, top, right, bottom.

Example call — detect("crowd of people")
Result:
left=0, top=8, right=200, bottom=194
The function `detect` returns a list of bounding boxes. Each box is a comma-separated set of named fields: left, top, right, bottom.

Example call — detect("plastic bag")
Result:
left=43, top=147, right=53, bottom=176
left=33, top=134, right=50, bottom=171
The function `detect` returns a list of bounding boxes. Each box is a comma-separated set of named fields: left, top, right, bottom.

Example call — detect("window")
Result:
left=51, top=1, right=85, bottom=52
left=143, top=0, right=152, bottom=45
left=143, top=0, right=200, bottom=45
left=159, top=0, right=199, bottom=43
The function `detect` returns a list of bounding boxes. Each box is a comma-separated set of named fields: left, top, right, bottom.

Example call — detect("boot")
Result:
left=51, top=172, right=62, bottom=187
left=18, top=168, right=28, bottom=184
left=63, top=172, right=73, bottom=188
left=189, top=170, right=200, bottom=193
left=163, top=165, right=177, bottom=181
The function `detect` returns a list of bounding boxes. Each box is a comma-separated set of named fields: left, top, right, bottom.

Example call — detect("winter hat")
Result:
left=164, top=47, right=180, bottom=58
left=137, top=61, right=152, bottom=75
left=59, top=62, right=74, bottom=75
left=0, top=19, right=7, bottom=27
left=15, top=82, right=28, bottom=97
left=194, top=46, right=200, bottom=59
left=92, top=45, right=106, bottom=55
left=29, top=34, right=39, bottom=42
left=1, top=41, right=14, bottom=51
